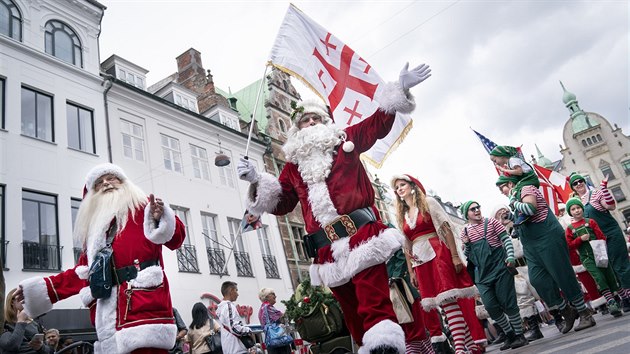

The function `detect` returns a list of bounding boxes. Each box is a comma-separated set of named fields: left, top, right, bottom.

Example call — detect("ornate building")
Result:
left=557, top=82, right=630, bottom=227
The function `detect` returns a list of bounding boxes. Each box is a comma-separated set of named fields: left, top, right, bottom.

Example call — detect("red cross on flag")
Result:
left=268, top=4, right=413, bottom=168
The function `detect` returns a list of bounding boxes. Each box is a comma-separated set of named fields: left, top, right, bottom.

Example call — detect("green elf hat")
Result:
left=496, top=175, right=519, bottom=186
left=565, top=197, right=584, bottom=216
left=460, top=200, right=479, bottom=220
left=568, top=173, right=585, bottom=190
left=489, top=145, right=518, bottom=157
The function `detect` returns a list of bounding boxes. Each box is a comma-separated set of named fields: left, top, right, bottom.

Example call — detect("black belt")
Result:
left=114, top=259, right=160, bottom=285
left=303, top=207, right=377, bottom=258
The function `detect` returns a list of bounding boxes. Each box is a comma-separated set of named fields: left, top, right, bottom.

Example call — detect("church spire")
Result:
left=534, top=144, right=553, bottom=168
left=560, top=81, right=595, bottom=134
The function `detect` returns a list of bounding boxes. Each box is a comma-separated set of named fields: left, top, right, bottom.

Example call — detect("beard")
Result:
left=73, top=180, right=147, bottom=249
left=282, top=123, right=345, bottom=184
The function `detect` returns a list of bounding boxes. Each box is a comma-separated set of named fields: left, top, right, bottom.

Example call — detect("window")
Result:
left=218, top=162, right=235, bottom=188
left=21, top=87, right=53, bottom=141
left=581, top=140, right=587, bottom=147
left=596, top=134, right=602, bottom=142
left=219, top=112, right=239, bottom=130
left=587, top=137, right=592, bottom=145
left=228, top=218, right=253, bottom=277
left=161, top=134, right=183, bottom=173
left=174, top=93, right=197, bottom=112
left=44, top=20, right=82, bottom=67
left=191, top=144, right=210, bottom=181
left=0, top=0, right=22, bottom=41
left=621, top=160, right=630, bottom=176
left=600, top=165, right=616, bottom=181
left=22, top=191, right=60, bottom=270
left=202, top=213, right=227, bottom=275
left=66, top=103, right=94, bottom=153
left=278, top=119, right=287, bottom=133
left=121, top=119, right=145, bottom=161
left=172, top=206, right=199, bottom=273
left=0, top=185, right=5, bottom=268
left=117, top=68, right=145, bottom=89
left=610, top=186, right=626, bottom=202
left=258, top=227, right=280, bottom=279
left=70, top=198, right=82, bottom=264
left=290, top=225, right=308, bottom=261
left=0, top=78, right=4, bottom=129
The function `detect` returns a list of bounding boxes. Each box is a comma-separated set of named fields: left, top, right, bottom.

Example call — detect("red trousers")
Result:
left=331, top=263, right=398, bottom=345
left=577, top=271, right=600, bottom=302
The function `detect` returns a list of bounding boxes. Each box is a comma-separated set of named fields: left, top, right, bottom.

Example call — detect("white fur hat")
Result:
left=291, top=99, right=332, bottom=126
left=85, top=163, right=128, bottom=192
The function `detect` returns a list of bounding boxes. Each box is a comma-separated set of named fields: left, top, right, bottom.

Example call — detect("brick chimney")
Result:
left=175, top=48, right=229, bottom=114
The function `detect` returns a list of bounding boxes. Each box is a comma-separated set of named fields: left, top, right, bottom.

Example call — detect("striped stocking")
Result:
left=443, top=301, right=473, bottom=354
left=405, top=338, right=435, bottom=354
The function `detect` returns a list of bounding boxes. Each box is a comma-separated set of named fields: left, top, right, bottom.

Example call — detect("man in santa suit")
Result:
left=15, top=163, right=186, bottom=353
left=237, top=63, right=431, bottom=354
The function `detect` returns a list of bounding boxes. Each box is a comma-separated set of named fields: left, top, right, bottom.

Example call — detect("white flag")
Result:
left=268, top=4, right=413, bottom=168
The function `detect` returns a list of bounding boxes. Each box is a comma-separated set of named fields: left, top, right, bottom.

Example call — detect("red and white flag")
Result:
left=268, top=4, right=413, bottom=168
left=533, top=164, right=572, bottom=203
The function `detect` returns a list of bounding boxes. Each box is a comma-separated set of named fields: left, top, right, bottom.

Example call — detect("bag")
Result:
left=589, top=239, right=609, bottom=268
left=296, top=302, right=344, bottom=343
left=204, top=332, right=221, bottom=353
left=238, top=334, right=256, bottom=349
left=88, top=245, right=114, bottom=299
left=263, top=306, right=293, bottom=348
left=388, top=277, right=414, bottom=324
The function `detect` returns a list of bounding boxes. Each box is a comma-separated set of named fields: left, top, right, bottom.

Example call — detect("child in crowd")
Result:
left=564, top=198, right=623, bottom=318
left=490, top=146, right=539, bottom=225
left=460, top=201, right=528, bottom=350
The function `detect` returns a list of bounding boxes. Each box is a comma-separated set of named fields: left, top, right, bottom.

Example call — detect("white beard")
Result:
left=74, top=180, right=147, bottom=251
left=282, top=124, right=345, bottom=184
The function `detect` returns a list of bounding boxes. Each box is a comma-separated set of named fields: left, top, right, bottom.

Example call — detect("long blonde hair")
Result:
left=394, top=180, right=430, bottom=230
left=4, top=288, right=19, bottom=324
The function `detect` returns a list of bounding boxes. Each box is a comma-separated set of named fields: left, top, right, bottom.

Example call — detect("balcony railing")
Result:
left=207, top=247, right=228, bottom=275
left=2, top=240, right=8, bottom=269
left=23, top=242, right=61, bottom=271
left=234, top=251, right=254, bottom=277
left=176, top=244, right=200, bottom=273
left=262, top=254, right=280, bottom=279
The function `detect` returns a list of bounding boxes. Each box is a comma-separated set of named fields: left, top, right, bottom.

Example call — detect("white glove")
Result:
left=399, top=62, right=431, bottom=90
left=237, top=157, right=259, bottom=183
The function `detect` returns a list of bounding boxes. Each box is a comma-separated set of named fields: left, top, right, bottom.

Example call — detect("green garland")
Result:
left=282, top=278, right=339, bottom=322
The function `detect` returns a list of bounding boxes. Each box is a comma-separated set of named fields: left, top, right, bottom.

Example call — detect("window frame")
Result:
left=21, top=86, right=54, bottom=142
left=0, top=184, right=5, bottom=268
left=120, top=119, right=145, bottom=161
left=610, top=185, right=626, bottom=202
left=0, top=77, right=5, bottom=129
left=190, top=144, right=211, bottom=181
left=0, top=0, right=22, bottom=41
left=621, top=160, right=630, bottom=176
left=600, top=165, right=616, bottom=181
left=21, top=190, right=61, bottom=271
left=66, top=102, right=95, bottom=153
left=44, top=20, right=82, bottom=67
left=160, top=133, right=183, bottom=174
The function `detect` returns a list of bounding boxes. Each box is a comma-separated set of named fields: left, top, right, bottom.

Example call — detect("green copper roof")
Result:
left=217, top=78, right=270, bottom=132
left=560, top=81, right=597, bottom=134
left=535, top=144, right=553, bottom=169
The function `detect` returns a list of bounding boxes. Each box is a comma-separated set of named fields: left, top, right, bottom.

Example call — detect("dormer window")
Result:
left=118, top=68, right=145, bottom=89
left=174, top=92, right=197, bottom=112
left=0, top=0, right=22, bottom=41
left=219, top=112, right=239, bottom=130
left=44, top=20, right=82, bottom=67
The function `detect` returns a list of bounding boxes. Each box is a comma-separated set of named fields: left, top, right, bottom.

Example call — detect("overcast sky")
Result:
left=99, top=0, right=629, bottom=211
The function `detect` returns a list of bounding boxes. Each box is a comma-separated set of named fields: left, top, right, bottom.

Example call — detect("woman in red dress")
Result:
left=392, top=174, right=480, bottom=354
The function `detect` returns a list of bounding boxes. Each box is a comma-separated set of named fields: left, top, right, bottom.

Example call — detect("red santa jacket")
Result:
left=20, top=202, right=185, bottom=353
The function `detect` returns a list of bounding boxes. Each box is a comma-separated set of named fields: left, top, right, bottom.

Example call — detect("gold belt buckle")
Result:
left=324, top=215, right=358, bottom=242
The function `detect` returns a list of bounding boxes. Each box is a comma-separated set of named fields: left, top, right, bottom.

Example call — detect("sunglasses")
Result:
left=572, top=180, right=585, bottom=187
left=470, top=206, right=481, bottom=212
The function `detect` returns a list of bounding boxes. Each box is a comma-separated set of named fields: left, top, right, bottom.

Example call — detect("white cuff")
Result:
left=144, top=202, right=176, bottom=244
left=19, top=276, right=53, bottom=318
left=377, top=81, right=416, bottom=115
left=246, top=172, right=282, bottom=216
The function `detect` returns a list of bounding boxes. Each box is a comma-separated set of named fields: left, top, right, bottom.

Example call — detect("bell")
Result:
left=215, top=153, right=231, bottom=167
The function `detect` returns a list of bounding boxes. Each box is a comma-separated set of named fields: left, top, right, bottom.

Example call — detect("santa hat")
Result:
left=390, top=174, right=426, bottom=195
left=84, top=163, right=128, bottom=195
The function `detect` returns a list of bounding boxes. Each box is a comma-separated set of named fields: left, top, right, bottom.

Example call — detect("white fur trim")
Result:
left=377, top=82, right=415, bottom=115
left=19, top=276, right=53, bottom=318
left=144, top=202, right=176, bottom=244
left=573, top=265, right=586, bottom=273
left=357, top=319, right=405, bottom=354
left=75, top=265, right=89, bottom=280
left=130, top=266, right=164, bottom=288
left=590, top=296, right=606, bottom=308
left=246, top=172, right=282, bottom=216
left=85, top=163, right=128, bottom=191
left=117, top=323, right=177, bottom=353
left=94, top=334, right=117, bottom=354
left=86, top=221, right=110, bottom=268
left=292, top=99, right=332, bottom=126
left=430, top=334, right=447, bottom=343
left=95, top=285, right=118, bottom=346
left=306, top=180, right=340, bottom=226
left=420, top=286, right=479, bottom=311
left=312, top=228, right=404, bottom=287
left=79, top=286, right=94, bottom=307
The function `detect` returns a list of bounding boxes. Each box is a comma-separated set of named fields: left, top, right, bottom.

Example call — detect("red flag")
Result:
left=533, top=164, right=572, bottom=203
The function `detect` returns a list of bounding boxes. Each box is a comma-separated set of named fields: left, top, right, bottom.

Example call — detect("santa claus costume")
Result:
left=241, top=80, right=421, bottom=353
left=18, top=163, right=186, bottom=353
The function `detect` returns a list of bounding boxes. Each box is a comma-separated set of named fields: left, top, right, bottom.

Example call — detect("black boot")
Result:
left=622, top=297, right=630, bottom=313
left=574, top=309, right=596, bottom=331
left=510, top=333, right=529, bottom=349
left=491, top=325, right=506, bottom=345
left=432, top=341, right=454, bottom=354
left=559, top=305, right=578, bottom=334
left=524, top=316, right=544, bottom=341
left=370, top=345, right=399, bottom=354
left=549, top=309, right=564, bottom=333
left=499, top=332, right=515, bottom=351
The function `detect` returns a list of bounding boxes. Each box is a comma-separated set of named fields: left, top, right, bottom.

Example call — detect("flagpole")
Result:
left=244, top=65, right=270, bottom=158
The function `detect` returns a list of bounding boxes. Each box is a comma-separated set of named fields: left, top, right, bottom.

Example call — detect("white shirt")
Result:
left=217, top=300, right=251, bottom=354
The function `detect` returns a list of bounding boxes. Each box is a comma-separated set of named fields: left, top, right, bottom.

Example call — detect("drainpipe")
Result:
left=102, top=76, right=113, bottom=162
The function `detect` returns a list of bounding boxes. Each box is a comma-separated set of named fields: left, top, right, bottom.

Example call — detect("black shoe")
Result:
left=491, top=327, right=507, bottom=345
left=574, top=309, right=596, bottom=331
left=510, top=334, right=529, bottom=349
left=499, top=332, right=515, bottom=351
left=598, top=304, right=609, bottom=315
left=370, top=345, right=399, bottom=354
left=549, top=309, right=564, bottom=333
left=560, top=305, right=578, bottom=334
left=524, top=316, right=544, bottom=341
left=622, top=298, right=630, bottom=313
